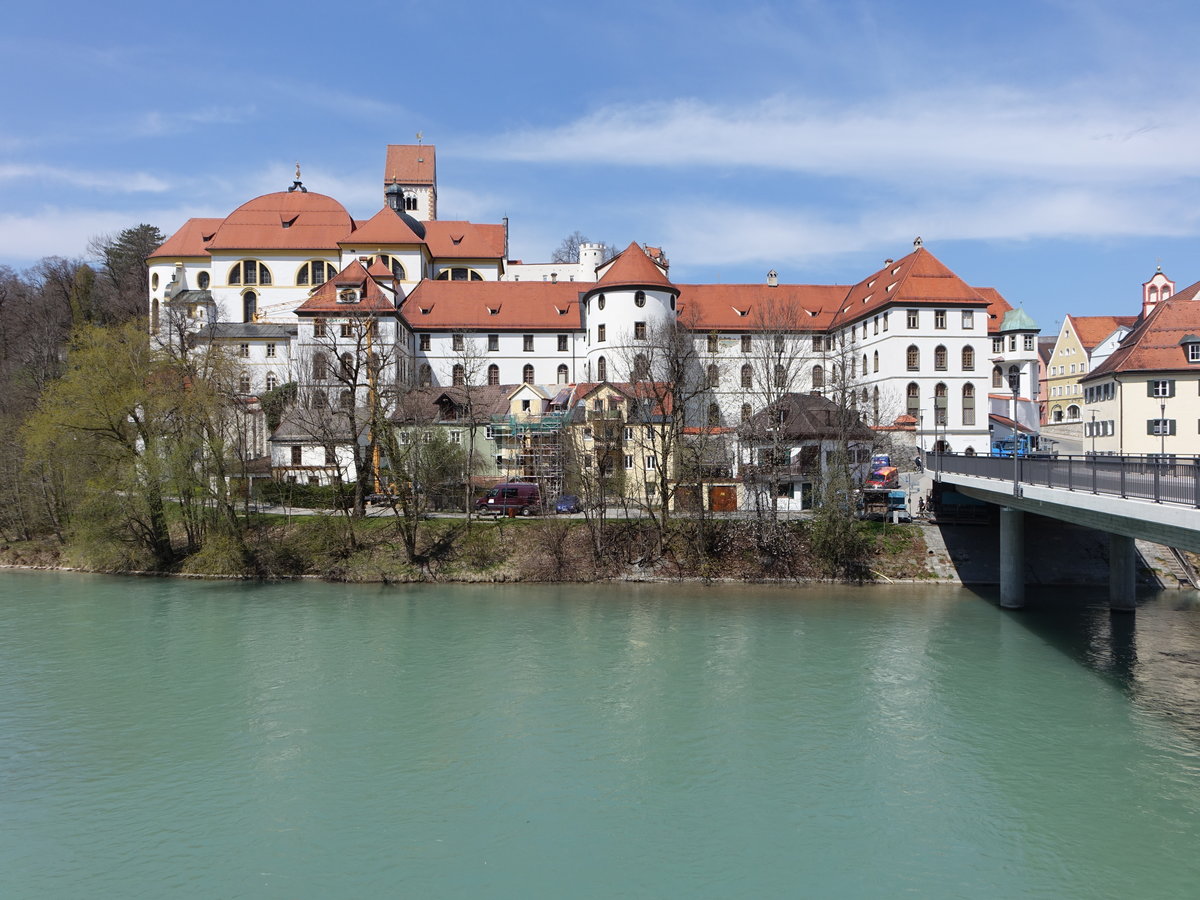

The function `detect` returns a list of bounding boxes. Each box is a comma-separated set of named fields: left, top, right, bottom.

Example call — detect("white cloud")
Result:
left=0, top=164, right=171, bottom=193
left=470, top=91, right=1194, bottom=185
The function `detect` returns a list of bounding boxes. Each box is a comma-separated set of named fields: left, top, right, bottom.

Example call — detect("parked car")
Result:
left=554, top=494, right=582, bottom=514
left=865, top=466, right=900, bottom=490
left=871, top=453, right=892, bottom=469
left=475, top=482, right=542, bottom=516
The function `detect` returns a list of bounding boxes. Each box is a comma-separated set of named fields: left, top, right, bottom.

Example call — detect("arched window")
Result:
left=373, top=254, right=406, bottom=280
left=265, top=373, right=277, bottom=392
left=1148, top=286, right=1159, bottom=303
left=310, top=389, right=327, bottom=410
left=339, top=389, right=353, bottom=409
left=962, top=345, right=975, bottom=371
left=934, top=345, right=947, bottom=371
left=522, top=364, right=535, bottom=384
left=1007, top=365, right=1020, bottom=393
left=151, top=299, right=159, bottom=330
left=965, top=446, right=976, bottom=456
left=419, top=364, right=432, bottom=387
left=906, top=381, right=920, bottom=416
left=774, top=363, right=786, bottom=388
left=312, top=352, right=328, bottom=380
left=872, top=386, right=879, bottom=422
left=634, top=290, right=646, bottom=307
left=962, top=383, right=975, bottom=426
left=741, top=364, right=753, bottom=388
left=242, top=291, right=257, bottom=323
left=632, top=354, right=649, bottom=381
left=1052, top=405, right=1063, bottom=423
left=197, top=271, right=210, bottom=290
left=740, top=403, right=752, bottom=423
left=1067, top=404, right=1080, bottom=420
left=812, top=364, right=824, bottom=389
left=873, top=351, right=879, bottom=373
left=435, top=267, right=484, bottom=281
left=907, top=345, right=920, bottom=371
left=228, top=259, right=271, bottom=286
left=597, top=356, right=607, bottom=382
left=452, top=364, right=465, bottom=385
left=851, top=356, right=857, bottom=378
left=340, top=352, right=353, bottom=377
left=707, top=403, right=721, bottom=426
left=992, top=365, right=1004, bottom=389
left=707, top=363, right=720, bottom=388
left=557, top=364, right=569, bottom=384
left=487, top=364, right=500, bottom=385
left=238, top=373, right=250, bottom=394
left=861, top=354, right=868, bottom=377
left=934, top=382, right=948, bottom=425
left=296, top=260, right=337, bottom=286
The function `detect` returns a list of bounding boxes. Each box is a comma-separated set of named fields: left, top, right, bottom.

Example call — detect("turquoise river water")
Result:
left=1, top=572, right=1199, bottom=898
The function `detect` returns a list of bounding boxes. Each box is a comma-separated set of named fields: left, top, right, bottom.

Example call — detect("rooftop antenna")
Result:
left=416, top=131, right=423, bottom=146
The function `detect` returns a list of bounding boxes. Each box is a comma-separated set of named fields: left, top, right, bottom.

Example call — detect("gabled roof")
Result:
left=148, top=218, right=223, bottom=260
left=294, top=260, right=398, bottom=315
left=1085, top=297, right=1200, bottom=379
left=423, top=221, right=505, bottom=259
left=592, top=242, right=675, bottom=291
left=391, top=384, right=514, bottom=424
left=271, top=407, right=369, bottom=442
left=741, top=392, right=874, bottom=442
left=833, top=247, right=992, bottom=328
left=1068, top=315, right=1139, bottom=351
left=401, top=281, right=582, bottom=329
left=207, top=190, right=353, bottom=251
left=384, top=144, right=436, bottom=185
left=346, top=206, right=426, bottom=246
left=677, top=283, right=844, bottom=331
left=973, top=287, right=1013, bottom=334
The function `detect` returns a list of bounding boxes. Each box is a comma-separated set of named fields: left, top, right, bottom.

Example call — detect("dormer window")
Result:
left=338, top=289, right=359, bottom=304
left=1186, top=340, right=1200, bottom=363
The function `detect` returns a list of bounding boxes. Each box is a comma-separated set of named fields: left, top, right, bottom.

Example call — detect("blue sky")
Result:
left=2, top=0, right=1198, bottom=332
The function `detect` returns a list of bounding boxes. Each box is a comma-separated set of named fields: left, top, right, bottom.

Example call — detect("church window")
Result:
left=419, top=364, right=432, bottom=386
left=962, top=384, right=975, bottom=426
left=741, top=334, right=752, bottom=353
left=812, top=365, right=824, bottom=389
left=873, top=351, right=879, bottom=373
left=557, top=364, right=568, bottom=383
left=597, top=356, right=607, bottom=381
left=374, top=254, right=406, bottom=280
left=487, top=364, right=499, bottom=385
left=741, top=364, right=752, bottom=388
left=962, top=345, right=974, bottom=371
left=228, top=260, right=272, bottom=286
left=296, top=260, right=337, bottom=286
left=774, top=364, right=786, bottom=388
left=906, top=345, right=920, bottom=371
left=197, top=271, right=210, bottom=290
left=635, top=290, right=646, bottom=307
left=435, top=267, right=483, bottom=281
left=707, top=364, right=720, bottom=388
left=597, top=294, right=606, bottom=310
left=934, top=345, right=947, bottom=371
left=242, top=292, right=257, bottom=323
left=523, top=364, right=535, bottom=384
left=934, top=383, right=948, bottom=425
left=906, top=382, right=919, bottom=417
left=313, top=352, right=328, bottom=380
left=452, top=364, right=465, bottom=385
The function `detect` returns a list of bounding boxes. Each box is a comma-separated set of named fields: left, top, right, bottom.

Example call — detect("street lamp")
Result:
left=1090, top=409, right=1096, bottom=456
left=1008, top=370, right=1021, bottom=497
left=1160, top=398, right=1167, bottom=458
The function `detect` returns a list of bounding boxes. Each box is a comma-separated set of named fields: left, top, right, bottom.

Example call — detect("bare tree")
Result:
left=443, top=330, right=487, bottom=517
left=551, top=231, right=619, bottom=264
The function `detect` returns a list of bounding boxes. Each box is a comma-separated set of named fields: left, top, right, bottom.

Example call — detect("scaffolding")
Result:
left=489, top=412, right=568, bottom=502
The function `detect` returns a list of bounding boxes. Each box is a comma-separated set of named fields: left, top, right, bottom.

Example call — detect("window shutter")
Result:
left=1147, top=382, right=1155, bottom=397
left=1168, top=380, right=1176, bottom=398
left=1170, top=419, right=1178, bottom=436
left=1147, top=420, right=1156, bottom=435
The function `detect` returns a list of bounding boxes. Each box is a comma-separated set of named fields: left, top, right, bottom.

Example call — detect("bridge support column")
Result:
left=1000, top=507, right=1025, bottom=609
left=1109, top=533, right=1137, bottom=612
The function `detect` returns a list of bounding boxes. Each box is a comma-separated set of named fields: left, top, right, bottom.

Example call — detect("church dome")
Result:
left=207, top=188, right=353, bottom=251
left=999, top=307, right=1038, bottom=333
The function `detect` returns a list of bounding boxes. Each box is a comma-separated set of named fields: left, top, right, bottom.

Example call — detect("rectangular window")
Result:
left=524, top=334, right=534, bottom=352
left=624, top=454, right=633, bottom=469
left=1150, top=379, right=1175, bottom=398
left=882, top=312, right=889, bottom=331
left=341, top=323, right=353, bottom=338
left=645, top=455, right=657, bottom=470
left=488, top=334, right=499, bottom=351
left=485, top=425, right=495, bottom=441
left=741, top=334, right=751, bottom=353
left=934, top=310, right=946, bottom=329
left=453, top=333, right=464, bottom=351
left=450, top=431, right=461, bottom=444
left=1070, top=363, right=1076, bottom=374
left=1190, top=344, right=1200, bottom=362
left=313, top=320, right=326, bottom=338
left=324, top=447, right=335, bottom=466
left=708, top=333, right=719, bottom=353
left=907, top=309, right=919, bottom=329
left=266, top=343, right=276, bottom=358
left=290, top=445, right=302, bottom=465
left=557, top=334, right=568, bottom=352
left=419, top=334, right=430, bottom=351
left=775, top=334, right=785, bottom=352
left=597, top=326, right=605, bottom=343
left=624, top=426, right=633, bottom=440
left=1148, top=419, right=1176, bottom=436
left=873, top=316, right=879, bottom=335
left=635, top=321, right=646, bottom=340
left=992, top=337, right=1003, bottom=354
left=1024, top=335, right=1035, bottom=351
left=812, top=335, right=825, bottom=352
left=239, top=343, right=249, bottom=358
left=962, top=310, right=974, bottom=329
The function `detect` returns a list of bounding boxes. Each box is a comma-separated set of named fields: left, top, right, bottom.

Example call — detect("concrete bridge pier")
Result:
left=1109, top=533, right=1137, bottom=612
left=1000, top=507, right=1025, bottom=609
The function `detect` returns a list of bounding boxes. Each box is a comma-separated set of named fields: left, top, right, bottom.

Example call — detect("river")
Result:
left=1, top=572, right=1198, bottom=898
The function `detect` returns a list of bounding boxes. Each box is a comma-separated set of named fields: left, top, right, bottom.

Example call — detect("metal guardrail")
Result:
left=936, top=453, right=1200, bottom=508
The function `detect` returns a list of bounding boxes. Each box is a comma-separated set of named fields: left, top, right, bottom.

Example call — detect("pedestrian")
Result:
left=914, top=453, right=923, bottom=472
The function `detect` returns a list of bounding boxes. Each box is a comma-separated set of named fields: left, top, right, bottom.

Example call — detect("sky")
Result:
left=2, top=0, right=1198, bottom=333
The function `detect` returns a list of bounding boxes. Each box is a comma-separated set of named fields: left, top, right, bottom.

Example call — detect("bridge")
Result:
left=933, top=453, right=1200, bottom=611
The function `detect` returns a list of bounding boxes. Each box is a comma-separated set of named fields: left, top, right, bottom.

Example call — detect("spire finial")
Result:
left=295, top=162, right=301, bottom=181
left=416, top=131, right=423, bottom=146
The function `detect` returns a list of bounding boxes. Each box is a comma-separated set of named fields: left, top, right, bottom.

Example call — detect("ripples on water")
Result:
left=1, top=573, right=1198, bottom=898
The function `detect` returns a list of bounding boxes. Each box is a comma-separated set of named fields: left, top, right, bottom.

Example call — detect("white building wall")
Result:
left=415, top=330, right=583, bottom=387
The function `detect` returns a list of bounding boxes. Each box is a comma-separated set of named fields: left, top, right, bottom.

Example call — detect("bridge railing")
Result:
left=934, top=453, right=1200, bottom=508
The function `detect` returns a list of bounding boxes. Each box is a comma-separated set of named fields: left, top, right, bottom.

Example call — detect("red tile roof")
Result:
left=384, top=144, right=436, bottom=185
left=1069, top=315, right=1139, bottom=351
left=973, top=287, right=1014, bottom=334
left=593, top=242, right=676, bottom=291
left=402, top=281, right=582, bottom=329
left=346, top=206, right=425, bottom=246
left=294, top=260, right=398, bottom=315
left=833, top=247, right=994, bottom=328
left=147, top=218, right=223, bottom=260
left=423, top=221, right=506, bottom=259
left=677, top=284, right=845, bottom=331
left=1085, top=297, right=1200, bottom=379
left=206, top=190, right=353, bottom=251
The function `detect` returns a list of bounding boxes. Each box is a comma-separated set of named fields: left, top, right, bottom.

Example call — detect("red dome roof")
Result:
left=207, top=190, right=353, bottom=251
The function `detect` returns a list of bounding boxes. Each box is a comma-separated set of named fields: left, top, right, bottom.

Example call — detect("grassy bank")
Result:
left=0, top=514, right=934, bottom=584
